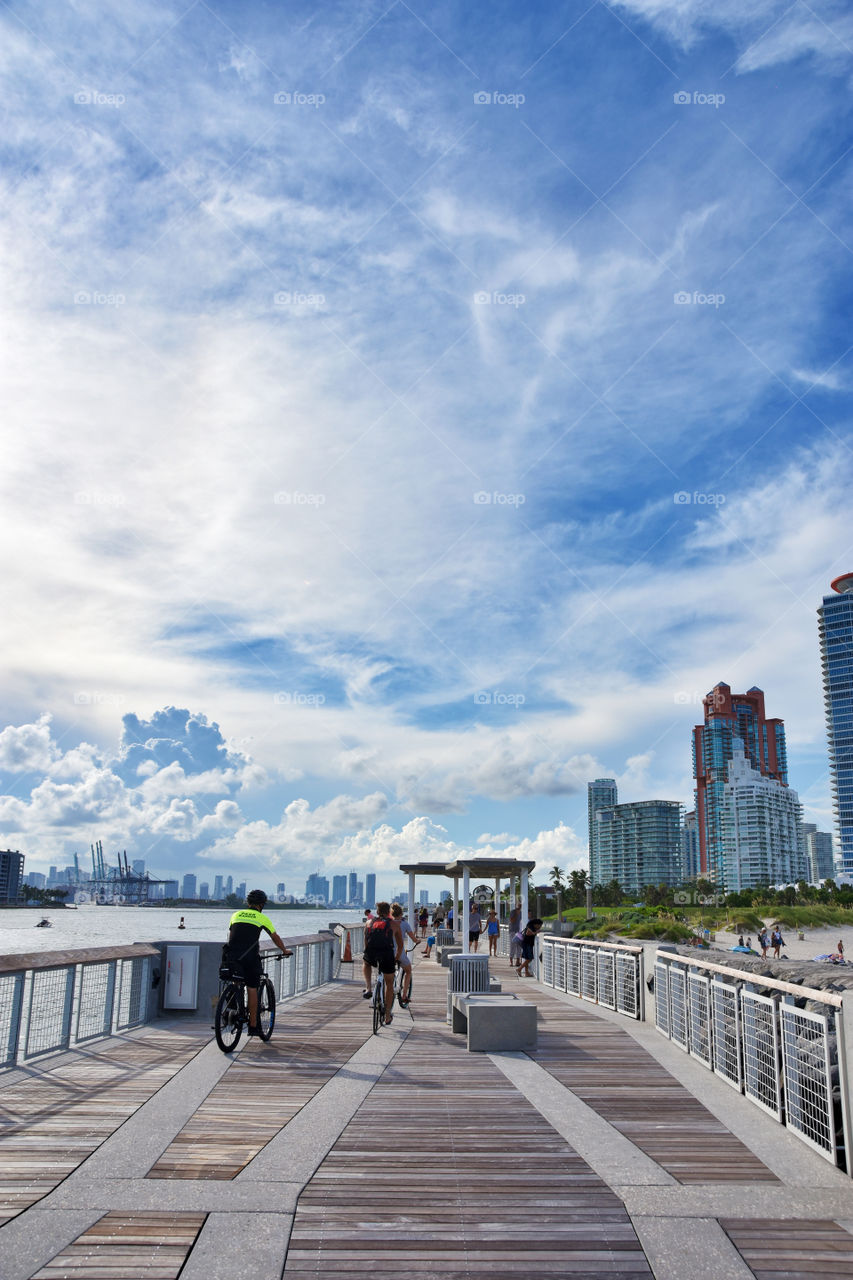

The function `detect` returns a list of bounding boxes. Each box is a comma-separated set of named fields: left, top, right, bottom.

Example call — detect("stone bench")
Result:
left=437, top=945, right=463, bottom=967
left=451, top=993, right=537, bottom=1052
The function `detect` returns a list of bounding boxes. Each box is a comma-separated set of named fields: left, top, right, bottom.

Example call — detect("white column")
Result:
left=453, top=876, right=459, bottom=940
left=462, top=866, right=470, bottom=954
left=494, top=877, right=501, bottom=921
left=408, top=871, right=416, bottom=932
left=520, top=867, right=529, bottom=924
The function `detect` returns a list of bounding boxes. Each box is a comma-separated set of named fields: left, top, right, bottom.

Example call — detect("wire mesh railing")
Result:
left=653, top=951, right=850, bottom=1172
left=538, top=937, right=644, bottom=1020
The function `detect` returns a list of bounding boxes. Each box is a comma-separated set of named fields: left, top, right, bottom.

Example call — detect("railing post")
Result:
left=837, top=993, right=853, bottom=1176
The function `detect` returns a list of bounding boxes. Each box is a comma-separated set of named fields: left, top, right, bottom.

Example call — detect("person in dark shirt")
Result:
left=227, top=890, right=293, bottom=1036
left=361, top=901, right=402, bottom=1024
left=517, top=917, right=543, bottom=978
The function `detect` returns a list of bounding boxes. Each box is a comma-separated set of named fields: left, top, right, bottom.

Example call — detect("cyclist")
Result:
left=391, top=903, right=417, bottom=1002
left=226, top=890, right=293, bottom=1036
left=361, top=901, right=401, bottom=1024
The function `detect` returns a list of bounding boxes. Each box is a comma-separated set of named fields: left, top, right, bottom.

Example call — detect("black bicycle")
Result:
left=214, top=967, right=275, bottom=1053
left=371, top=967, right=387, bottom=1034
left=395, top=944, right=417, bottom=1009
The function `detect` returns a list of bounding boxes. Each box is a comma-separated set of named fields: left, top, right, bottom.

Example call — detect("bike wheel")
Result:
left=215, top=984, right=244, bottom=1053
left=372, top=978, right=384, bottom=1034
left=398, top=967, right=412, bottom=1009
left=258, top=977, right=276, bottom=1041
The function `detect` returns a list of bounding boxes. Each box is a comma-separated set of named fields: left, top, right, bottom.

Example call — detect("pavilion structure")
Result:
left=398, top=856, right=536, bottom=954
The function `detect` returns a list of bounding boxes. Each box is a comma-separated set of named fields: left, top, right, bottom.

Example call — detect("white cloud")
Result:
left=0, top=715, right=59, bottom=773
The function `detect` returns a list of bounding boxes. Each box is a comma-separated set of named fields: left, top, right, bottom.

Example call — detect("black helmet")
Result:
left=247, top=889, right=268, bottom=909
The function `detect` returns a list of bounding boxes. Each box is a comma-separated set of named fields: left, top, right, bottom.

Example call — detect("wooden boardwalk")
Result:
left=1, top=950, right=851, bottom=1280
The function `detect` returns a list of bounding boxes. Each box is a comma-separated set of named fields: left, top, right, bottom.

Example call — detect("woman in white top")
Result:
left=391, top=904, right=417, bottom=1002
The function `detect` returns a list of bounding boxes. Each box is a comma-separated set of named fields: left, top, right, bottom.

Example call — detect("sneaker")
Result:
left=362, top=989, right=372, bottom=999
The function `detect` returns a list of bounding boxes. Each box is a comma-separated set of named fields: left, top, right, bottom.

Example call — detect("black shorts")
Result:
left=469, top=930, right=480, bottom=941
left=364, top=948, right=395, bottom=975
left=231, top=957, right=263, bottom=987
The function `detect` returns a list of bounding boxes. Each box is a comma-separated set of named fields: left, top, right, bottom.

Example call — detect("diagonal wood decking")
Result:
left=1, top=947, right=850, bottom=1280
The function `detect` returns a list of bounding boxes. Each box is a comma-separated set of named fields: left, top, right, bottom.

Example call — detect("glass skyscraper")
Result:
left=587, top=778, right=617, bottom=886
left=595, top=800, right=683, bottom=895
left=693, top=683, right=787, bottom=885
left=818, top=573, right=853, bottom=877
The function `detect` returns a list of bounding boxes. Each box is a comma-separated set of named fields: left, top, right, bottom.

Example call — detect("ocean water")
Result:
left=0, top=906, right=367, bottom=956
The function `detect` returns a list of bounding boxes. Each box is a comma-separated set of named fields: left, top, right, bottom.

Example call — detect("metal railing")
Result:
left=539, top=937, right=645, bottom=1020
left=653, top=952, right=851, bottom=1172
left=1, top=931, right=348, bottom=1070
left=0, top=947, right=157, bottom=1068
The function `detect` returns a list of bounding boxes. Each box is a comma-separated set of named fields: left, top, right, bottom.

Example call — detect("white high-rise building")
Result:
left=720, top=744, right=807, bottom=890
left=802, top=824, right=835, bottom=883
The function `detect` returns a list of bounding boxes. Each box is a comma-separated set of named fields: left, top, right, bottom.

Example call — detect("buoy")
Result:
left=343, top=930, right=352, bottom=963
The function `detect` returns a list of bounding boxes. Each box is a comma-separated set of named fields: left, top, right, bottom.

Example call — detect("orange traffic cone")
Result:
left=343, top=931, right=352, bottom=963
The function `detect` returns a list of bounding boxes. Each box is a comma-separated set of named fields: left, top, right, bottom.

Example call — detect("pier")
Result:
left=1, top=950, right=852, bottom=1280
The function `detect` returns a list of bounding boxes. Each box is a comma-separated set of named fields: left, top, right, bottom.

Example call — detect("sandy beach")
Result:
left=694, top=920, right=853, bottom=963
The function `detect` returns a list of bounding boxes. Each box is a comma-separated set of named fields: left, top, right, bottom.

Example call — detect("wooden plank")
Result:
left=30, top=1211, right=206, bottom=1280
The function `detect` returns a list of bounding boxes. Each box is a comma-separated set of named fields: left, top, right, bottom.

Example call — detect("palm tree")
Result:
left=549, top=866, right=566, bottom=893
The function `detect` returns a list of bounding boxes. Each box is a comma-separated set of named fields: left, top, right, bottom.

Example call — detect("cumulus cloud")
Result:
left=0, top=714, right=59, bottom=773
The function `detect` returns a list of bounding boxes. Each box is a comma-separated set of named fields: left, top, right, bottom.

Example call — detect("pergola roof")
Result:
left=398, top=858, right=536, bottom=877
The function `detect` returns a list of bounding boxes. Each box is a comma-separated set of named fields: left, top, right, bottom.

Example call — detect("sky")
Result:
left=2, top=0, right=852, bottom=897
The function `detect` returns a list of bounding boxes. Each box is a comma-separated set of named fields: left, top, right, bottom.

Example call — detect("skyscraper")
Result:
left=213, top=875, right=223, bottom=900
left=719, top=745, right=806, bottom=890
left=181, top=873, right=197, bottom=899
left=594, top=800, right=683, bottom=895
left=306, top=871, right=329, bottom=903
left=588, top=779, right=617, bottom=886
left=198, top=882, right=209, bottom=900
left=693, top=684, right=787, bottom=884
left=802, top=824, right=835, bottom=884
left=348, top=871, right=357, bottom=903
left=365, top=873, right=376, bottom=908
left=332, top=875, right=347, bottom=904
left=682, top=810, right=700, bottom=881
left=818, top=573, right=853, bottom=878
left=0, top=850, right=24, bottom=903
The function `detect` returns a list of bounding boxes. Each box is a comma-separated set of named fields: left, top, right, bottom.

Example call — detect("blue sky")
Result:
left=1, top=0, right=852, bottom=896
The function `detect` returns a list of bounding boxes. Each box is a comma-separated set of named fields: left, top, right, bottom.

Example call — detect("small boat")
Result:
left=36, top=918, right=52, bottom=928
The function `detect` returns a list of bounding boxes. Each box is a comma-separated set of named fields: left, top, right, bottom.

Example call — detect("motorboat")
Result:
left=35, top=917, right=52, bottom=928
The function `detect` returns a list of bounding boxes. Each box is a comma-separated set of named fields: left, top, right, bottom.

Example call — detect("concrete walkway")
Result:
left=1, top=953, right=851, bottom=1279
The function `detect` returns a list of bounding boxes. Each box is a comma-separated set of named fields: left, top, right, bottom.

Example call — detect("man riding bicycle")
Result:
left=361, top=901, right=402, bottom=1024
left=226, top=890, right=293, bottom=1036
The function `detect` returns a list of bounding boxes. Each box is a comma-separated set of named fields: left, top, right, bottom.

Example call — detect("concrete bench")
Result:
left=451, top=993, right=537, bottom=1052
left=437, top=945, right=463, bottom=967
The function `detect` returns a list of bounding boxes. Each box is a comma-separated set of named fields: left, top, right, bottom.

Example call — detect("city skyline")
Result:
left=1, top=3, right=851, bottom=893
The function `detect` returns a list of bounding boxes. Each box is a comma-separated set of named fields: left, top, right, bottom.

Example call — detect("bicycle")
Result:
left=395, top=942, right=417, bottom=1010
left=371, top=966, right=388, bottom=1035
left=214, top=965, right=275, bottom=1053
